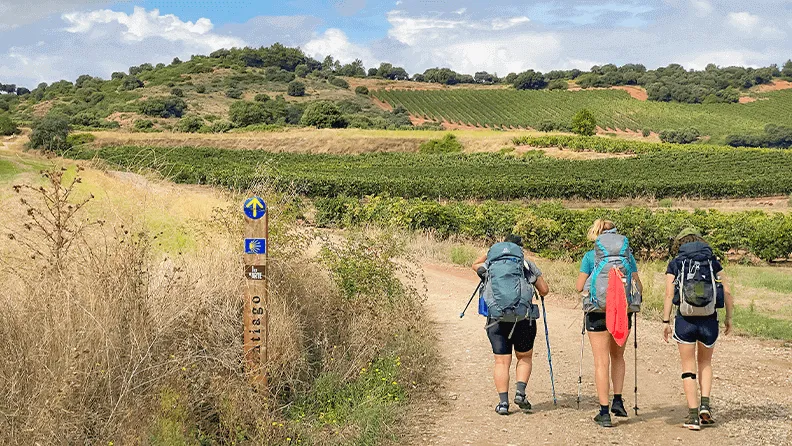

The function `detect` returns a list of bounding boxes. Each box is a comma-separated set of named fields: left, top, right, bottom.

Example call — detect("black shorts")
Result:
left=673, top=314, right=719, bottom=348
left=585, top=312, right=634, bottom=333
left=486, top=319, right=537, bottom=355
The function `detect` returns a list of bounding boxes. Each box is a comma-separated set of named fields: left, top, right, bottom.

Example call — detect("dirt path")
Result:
left=414, top=263, right=792, bottom=446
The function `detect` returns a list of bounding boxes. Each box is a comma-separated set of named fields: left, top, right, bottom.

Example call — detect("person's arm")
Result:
left=535, top=275, right=549, bottom=297
left=721, top=272, right=734, bottom=335
left=662, top=274, right=675, bottom=342
left=471, top=253, right=487, bottom=273
left=575, top=273, right=589, bottom=293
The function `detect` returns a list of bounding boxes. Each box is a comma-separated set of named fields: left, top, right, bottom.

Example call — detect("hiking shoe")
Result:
left=495, top=402, right=510, bottom=416
left=514, top=393, right=532, bottom=411
left=611, top=398, right=628, bottom=417
left=683, top=413, right=701, bottom=431
left=699, top=405, right=715, bottom=425
left=594, top=412, right=613, bottom=428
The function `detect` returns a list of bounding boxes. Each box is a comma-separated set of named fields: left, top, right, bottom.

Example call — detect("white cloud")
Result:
left=690, top=0, right=713, bottom=17
left=303, top=28, right=378, bottom=65
left=726, top=11, right=785, bottom=39
left=727, top=11, right=760, bottom=32
left=454, top=8, right=467, bottom=15
left=63, top=6, right=244, bottom=50
left=387, top=11, right=531, bottom=46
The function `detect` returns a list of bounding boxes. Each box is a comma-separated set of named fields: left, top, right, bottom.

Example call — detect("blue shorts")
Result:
left=673, top=314, right=719, bottom=348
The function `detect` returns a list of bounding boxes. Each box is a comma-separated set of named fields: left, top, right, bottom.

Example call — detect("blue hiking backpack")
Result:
left=477, top=242, right=538, bottom=331
left=583, top=231, right=642, bottom=313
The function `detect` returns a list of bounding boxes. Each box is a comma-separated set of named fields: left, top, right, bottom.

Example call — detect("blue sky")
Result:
left=1, top=0, right=791, bottom=86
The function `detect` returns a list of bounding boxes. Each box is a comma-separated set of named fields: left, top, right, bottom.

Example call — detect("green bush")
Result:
left=134, top=119, right=154, bottom=130
left=209, top=120, right=234, bottom=133
left=300, top=102, right=347, bottom=128
left=538, top=120, right=555, bottom=132
left=0, top=114, right=20, bottom=136
left=287, top=81, right=306, bottom=97
left=419, top=134, right=463, bottom=154
left=139, top=96, right=187, bottom=118
left=642, top=129, right=651, bottom=137
left=659, top=127, right=700, bottom=144
left=120, top=76, right=144, bottom=91
left=175, top=115, right=204, bottom=133
left=330, top=77, right=349, bottom=89
left=29, top=114, right=71, bottom=152
left=355, top=86, right=369, bottom=95
left=226, top=87, right=243, bottom=99
left=170, top=88, right=184, bottom=97
left=571, top=109, right=597, bottom=136
left=65, top=133, right=96, bottom=146
left=195, top=85, right=207, bottom=94
left=547, top=79, right=568, bottom=91
left=254, top=94, right=270, bottom=102
left=229, top=101, right=269, bottom=127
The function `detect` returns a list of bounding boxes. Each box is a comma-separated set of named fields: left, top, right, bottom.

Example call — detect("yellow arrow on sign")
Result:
left=246, top=197, right=265, bottom=218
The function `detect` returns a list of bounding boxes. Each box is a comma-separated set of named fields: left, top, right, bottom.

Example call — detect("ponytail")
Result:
left=587, top=219, right=615, bottom=241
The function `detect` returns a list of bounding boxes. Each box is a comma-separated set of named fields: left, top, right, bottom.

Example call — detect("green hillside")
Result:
left=373, top=88, right=792, bottom=142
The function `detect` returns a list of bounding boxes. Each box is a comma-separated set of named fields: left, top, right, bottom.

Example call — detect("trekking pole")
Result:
left=459, top=280, right=483, bottom=319
left=633, top=312, right=640, bottom=416
left=539, top=291, right=557, bottom=406
left=577, top=314, right=586, bottom=410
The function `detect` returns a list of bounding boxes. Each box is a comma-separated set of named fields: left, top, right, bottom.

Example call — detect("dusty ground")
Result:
left=755, top=80, right=792, bottom=93
left=413, top=263, right=792, bottom=446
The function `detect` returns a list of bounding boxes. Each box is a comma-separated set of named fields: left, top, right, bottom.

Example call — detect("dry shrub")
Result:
left=0, top=169, right=435, bottom=445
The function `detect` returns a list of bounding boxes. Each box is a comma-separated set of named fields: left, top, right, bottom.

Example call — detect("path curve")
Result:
left=414, top=263, right=792, bottom=446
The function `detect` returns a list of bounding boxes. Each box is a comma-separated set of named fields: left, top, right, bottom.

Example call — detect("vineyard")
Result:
left=373, top=88, right=792, bottom=141
left=62, top=145, right=792, bottom=200
left=315, top=196, right=792, bottom=262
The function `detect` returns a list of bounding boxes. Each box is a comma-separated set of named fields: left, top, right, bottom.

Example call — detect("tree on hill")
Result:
left=783, top=60, right=792, bottom=80
left=29, top=113, right=71, bottom=152
left=0, top=114, right=20, bottom=136
left=376, top=63, right=409, bottom=80
left=288, top=81, right=306, bottom=96
left=300, top=102, right=347, bottom=128
left=513, top=70, right=547, bottom=90
left=138, top=96, right=187, bottom=118
left=571, top=109, right=597, bottom=136
left=474, top=72, right=497, bottom=84
left=337, top=59, right=366, bottom=77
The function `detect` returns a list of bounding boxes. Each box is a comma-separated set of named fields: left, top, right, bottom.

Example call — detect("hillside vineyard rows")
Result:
left=63, top=145, right=792, bottom=200
left=373, top=88, right=792, bottom=141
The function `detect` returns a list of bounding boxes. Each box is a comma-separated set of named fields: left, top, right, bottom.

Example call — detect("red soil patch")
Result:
left=755, top=80, right=792, bottom=93
left=372, top=97, right=393, bottom=111
left=739, top=96, right=757, bottom=103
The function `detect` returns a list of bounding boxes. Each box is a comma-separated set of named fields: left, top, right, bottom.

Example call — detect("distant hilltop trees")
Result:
left=2, top=43, right=792, bottom=107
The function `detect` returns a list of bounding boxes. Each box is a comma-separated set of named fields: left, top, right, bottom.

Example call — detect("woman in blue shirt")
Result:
left=575, top=219, right=642, bottom=427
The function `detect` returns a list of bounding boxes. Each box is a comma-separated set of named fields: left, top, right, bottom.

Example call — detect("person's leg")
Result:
left=588, top=331, right=612, bottom=406
left=515, top=349, right=533, bottom=386
left=677, top=343, right=699, bottom=409
left=609, top=333, right=628, bottom=395
left=697, top=343, right=714, bottom=399
left=494, top=354, right=512, bottom=393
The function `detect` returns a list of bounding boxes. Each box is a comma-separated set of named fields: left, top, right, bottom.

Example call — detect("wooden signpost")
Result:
left=243, top=196, right=268, bottom=387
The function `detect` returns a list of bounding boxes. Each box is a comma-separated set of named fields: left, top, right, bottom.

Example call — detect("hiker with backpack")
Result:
left=575, top=219, right=643, bottom=427
left=662, top=228, right=733, bottom=431
left=471, top=234, right=550, bottom=415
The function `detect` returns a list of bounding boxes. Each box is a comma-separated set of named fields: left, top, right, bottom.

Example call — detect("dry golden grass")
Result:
left=0, top=157, right=436, bottom=444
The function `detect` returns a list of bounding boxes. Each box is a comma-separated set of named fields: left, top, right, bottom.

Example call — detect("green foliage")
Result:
left=65, top=133, right=96, bottom=146
left=120, top=76, right=144, bottom=91
left=538, top=120, right=556, bottom=132
left=659, top=127, right=700, bottom=144
left=726, top=124, right=792, bottom=149
left=547, top=79, right=568, bottom=90
left=642, top=128, right=651, bottom=137
left=65, top=144, right=792, bottom=202
left=372, top=88, right=792, bottom=142
left=175, top=115, right=204, bottom=133
left=287, top=81, right=306, bottom=97
left=0, top=114, right=20, bottom=136
left=254, top=93, right=270, bottom=102
left=139, top=96, right=187, bottom=118
left=229, top=101, right=268, bottom=127
left=329, top=77, right=349, bottom=89
left=513, top=70, right=547, bottom=90
left=195, top=85, right=206, bottom=94
left=170, top=88, right=183, bottom=97
left=29, top=114, right=71, bottom=152
left=300, top=101, right=346, bottom=128
left=355, top=86, right=369, bottom=95
left=314, top=196, right=792, bottom=262
left=571, top=109, right=597, bottom=136
left=134, top=119, right=154, bottom=130
left=208, top=120, right=234, bottom=133
left=418, top=133, right=463, bottom=154
left=450, top=245, right=480, bottom=266
left=225, top=87, right=243, bottom=99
